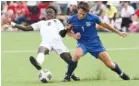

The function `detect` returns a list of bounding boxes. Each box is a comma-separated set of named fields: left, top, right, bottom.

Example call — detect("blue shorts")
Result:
left=77, top=43, right=106, bottom=58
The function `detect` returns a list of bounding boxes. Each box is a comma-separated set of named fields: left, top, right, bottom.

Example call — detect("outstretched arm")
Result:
left=11, top=22, right=33, bottom=31
left=98, top=22, right=127, bottom=37
left=96, top=24, right=110, bottom=32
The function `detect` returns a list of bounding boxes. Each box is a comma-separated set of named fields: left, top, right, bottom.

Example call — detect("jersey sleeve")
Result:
left=31, top=21, right=43, bottom=31
left=94, top=15, right=101, bottom=24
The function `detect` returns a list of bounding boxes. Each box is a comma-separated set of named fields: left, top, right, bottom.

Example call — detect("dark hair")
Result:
left=7, top=1, right=11, bottom=5
left=47, top=6, right=57, bottom=14
left=77, top=1, right=90, bottom=12
left=42, top=1, right=52, bottom=3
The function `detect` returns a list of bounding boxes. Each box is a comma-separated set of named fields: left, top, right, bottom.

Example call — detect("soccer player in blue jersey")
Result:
left=64, top=2, right=130, bottom=81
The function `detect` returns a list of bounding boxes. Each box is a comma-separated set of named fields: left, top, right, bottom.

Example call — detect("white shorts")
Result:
left=40, top=38, right=69, bottom=55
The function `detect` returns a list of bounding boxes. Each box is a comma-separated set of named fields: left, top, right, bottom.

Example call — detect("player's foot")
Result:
left=120, top=72, right=130, bottom=80
left=71, top=74, right=80, bottom=81
left=63, top=75, right=71, bottom=82
left=29, top=56, right=41, bottom=70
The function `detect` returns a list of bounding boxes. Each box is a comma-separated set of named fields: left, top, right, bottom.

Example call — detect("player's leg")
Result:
left=30, top=40, right=51, bottom=70
left=52, top=39, right=81, bottom=81
left=60, top=52, right=71, bottom=64
left=30, top=46, right=49, bottom=70
left=98, top=51, right=130, bottom=80
left=60, top=52, right=80, bottom=81
left=53, top=40, right=86, bottom=81
left=62, top=47, right=82, bottom=81
left=63, top=44, right=87, bottom=81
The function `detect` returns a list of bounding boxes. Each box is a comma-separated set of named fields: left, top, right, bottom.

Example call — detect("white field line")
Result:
left=1, top=47, right=139, bottom=53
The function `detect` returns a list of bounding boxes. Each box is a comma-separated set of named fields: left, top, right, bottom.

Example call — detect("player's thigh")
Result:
left=72, top=47, right=84, bottom=61
left=39, top=41, right=52, bottom=54
left=98, top=51, right=115, bottom=68
left=72, top=44, right=87, bottom=61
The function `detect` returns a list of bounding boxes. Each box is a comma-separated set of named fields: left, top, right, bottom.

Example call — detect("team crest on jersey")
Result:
left=48, top=22, right=51, bottom=26
left=86, top=22, right=91, bottom=27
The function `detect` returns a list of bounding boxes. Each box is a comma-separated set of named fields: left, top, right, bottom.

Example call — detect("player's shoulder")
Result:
left=68, top=15, right=76, bottom=19
left=67, top=15, right=77, bottom=22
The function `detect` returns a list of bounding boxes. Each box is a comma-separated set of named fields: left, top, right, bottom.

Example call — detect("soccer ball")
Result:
left=38, top=69, right=52, bottom=83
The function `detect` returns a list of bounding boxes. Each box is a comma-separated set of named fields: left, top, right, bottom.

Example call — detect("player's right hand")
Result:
left=73, top=32, right=81, bottom=40
left=66, top=23, right=72, bottom=30
left=119, top=32, right=127, bottom=37
left=10, top=22, right=16, bottom=27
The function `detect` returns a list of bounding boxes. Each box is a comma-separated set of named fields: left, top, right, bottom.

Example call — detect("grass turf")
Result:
left=1, top=32, right=139, bottom=86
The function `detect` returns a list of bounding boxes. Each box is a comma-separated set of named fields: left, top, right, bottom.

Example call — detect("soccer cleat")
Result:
left=29, top=56, right=42, bottom=70
left=120, top=72, right=130, bottom=80
left=71, top=74, right=80, bottom=81
left=63, top=75, right=71, bottom=82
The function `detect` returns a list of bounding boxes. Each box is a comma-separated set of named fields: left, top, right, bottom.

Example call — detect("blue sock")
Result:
left=66, top=60, right=77, bottom=76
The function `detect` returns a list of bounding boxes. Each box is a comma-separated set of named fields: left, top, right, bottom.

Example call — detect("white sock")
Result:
left=112, top=62, right=116, bottom=68
left=36, top=53, right=45, bottom=65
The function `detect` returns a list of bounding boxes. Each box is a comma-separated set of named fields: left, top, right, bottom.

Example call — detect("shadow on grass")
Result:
left=3, top=72, right=139, bottom=85
left=131, top=76, right=139, bottom=80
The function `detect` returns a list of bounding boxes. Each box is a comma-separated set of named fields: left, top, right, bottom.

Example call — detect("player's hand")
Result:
left=119, top=32, right=127, bottom=37
left=10, top=22, right=16, bottom=27
left=73, top=32, right=81, bottom=40
left=66, top=24, right=72, bottom=30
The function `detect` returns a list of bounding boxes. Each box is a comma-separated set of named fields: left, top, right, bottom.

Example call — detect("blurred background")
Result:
left=1, top=1, right=139, bottom=32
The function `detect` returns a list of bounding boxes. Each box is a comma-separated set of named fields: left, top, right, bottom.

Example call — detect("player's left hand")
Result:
left=73, top=32, right=81, bottom=40
left=66, top=23, right=72, bottom=30
left=119, top=32, right=127, bottom=37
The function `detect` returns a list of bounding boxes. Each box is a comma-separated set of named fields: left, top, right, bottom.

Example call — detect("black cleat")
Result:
left=120, top=72, right=130, bottom=80
left=29, top=56, right=41, bottom=70
left=71, top=74, right=80, bottom=81
left=63, top=75, right=71, bottom=82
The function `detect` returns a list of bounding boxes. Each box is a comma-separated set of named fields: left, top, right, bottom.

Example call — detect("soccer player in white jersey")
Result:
left=10, top=6, right=80, bottom=81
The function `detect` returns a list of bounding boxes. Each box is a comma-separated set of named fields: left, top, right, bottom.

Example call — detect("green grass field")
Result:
left=1, top=32, right=139, bottom=86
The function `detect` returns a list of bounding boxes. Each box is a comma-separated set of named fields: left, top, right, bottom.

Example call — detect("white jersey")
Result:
left=31, top=19, right=64, bottom=41
left=31, top=19, right=68, bottom=54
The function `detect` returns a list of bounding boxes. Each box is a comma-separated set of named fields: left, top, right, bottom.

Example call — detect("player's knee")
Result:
left=73, top=47, right=84, bottom=59
left=44, top=49, right=49, bottom=55
left=60, top=53, right=72, bottom=63
left=72, top=55, right=80, bottom=62
left=105, top=62, right=115, bottom=69
left=75, top=51, right=83, bottom=57
left=38, top=46, right=49, bottom=55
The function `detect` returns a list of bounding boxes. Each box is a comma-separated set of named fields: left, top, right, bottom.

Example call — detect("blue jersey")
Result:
left=67, top=13, right=102, bottom=47
left=68, top=13, right=106, bottom=58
